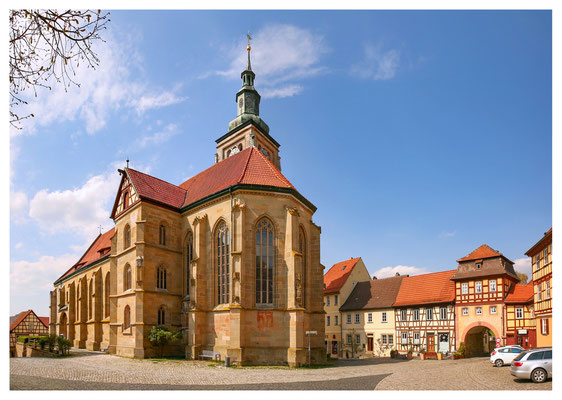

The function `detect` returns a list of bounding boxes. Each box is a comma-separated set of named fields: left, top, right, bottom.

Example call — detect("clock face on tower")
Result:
left=245, top=96, right=254, bottom=110
left=238, top=98, right=243, bottom=109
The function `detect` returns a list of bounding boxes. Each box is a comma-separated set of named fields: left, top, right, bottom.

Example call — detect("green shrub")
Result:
left=457, top=342, right=466, bottom=356
left=47, top=334, right=57, bottom=352
left=17, top=336, right=29, bottom=343
left=38, top=336, right=48, bottom=350
left=148, top=326, right=181, bottom=357
left=55, top=336, right=72, bottom=355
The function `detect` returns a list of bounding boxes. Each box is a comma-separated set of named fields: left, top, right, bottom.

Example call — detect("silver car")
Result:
left=510, top=348, right=552, bottom=383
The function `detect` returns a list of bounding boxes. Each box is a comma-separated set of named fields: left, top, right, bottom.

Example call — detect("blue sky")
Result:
left=10, top=10, right=552, bottom=317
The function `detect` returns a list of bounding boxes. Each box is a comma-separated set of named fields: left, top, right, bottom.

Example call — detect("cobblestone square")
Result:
left=10, top=350, right=552, bottom=390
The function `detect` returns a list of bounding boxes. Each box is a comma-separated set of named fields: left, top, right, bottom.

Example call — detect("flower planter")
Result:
left=452, top=354, right=464, bottom=360
left=407, top=353, right=413, bottom=360
left=420, top=353, right=426, bottom=360
left=437, top=353, right=443, bottom=360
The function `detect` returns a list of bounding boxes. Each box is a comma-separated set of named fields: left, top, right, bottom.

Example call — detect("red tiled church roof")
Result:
left=323, top=257, right=361, bottom=294
left=505, top=282, right=534, bottom=304
left=393, top=270, right=456, bottom=307
left=126, top=168, right=187, bottom=208
left=178, top=147, right=295, bottom=207
left=456, top=244, right=503, bottom=262
left=55, top=228, right=115, bottom=283
left=125, top=147, right=305, bottom=211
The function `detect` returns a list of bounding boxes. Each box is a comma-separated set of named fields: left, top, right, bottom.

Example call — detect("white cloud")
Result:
left=373, top=265, right=429, bottom=279
left=10, top=191, right=29, bottom=224
left=513, top=257, right=532, bottom=279
left=28, top=170, right=121, bottom=238
left=13, top=31, right=185, bottom=135
left=214, top=24, right=328, bottom=98
left=137, top=123, right=180, bottom=149
left=14, top=242, right=23, bottom=250
left=11, top=253, right=81, bottom=296
left=352, top=43, right=400, bottom=80
left=439, top=230, right=457, bottom=238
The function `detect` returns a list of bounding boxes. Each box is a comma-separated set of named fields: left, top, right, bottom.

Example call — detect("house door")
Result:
left=428, top=334, right=435, bottom=352
left=332, top=341, right=338, bottom=355
left=367, top=337, right=373, bottom=351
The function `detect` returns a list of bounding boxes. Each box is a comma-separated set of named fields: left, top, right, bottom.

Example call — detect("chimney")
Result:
left=395, top=272, right=400, bottom=276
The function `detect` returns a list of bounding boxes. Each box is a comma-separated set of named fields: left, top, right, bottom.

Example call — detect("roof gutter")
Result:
left=53, top=254, right=110, bottom=286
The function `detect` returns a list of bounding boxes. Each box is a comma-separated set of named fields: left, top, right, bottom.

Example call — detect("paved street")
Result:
left=10, top=350, right=551, bottom=390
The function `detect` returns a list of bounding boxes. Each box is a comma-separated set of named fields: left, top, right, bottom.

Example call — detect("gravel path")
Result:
left=10, top=350, right=551, bottom=390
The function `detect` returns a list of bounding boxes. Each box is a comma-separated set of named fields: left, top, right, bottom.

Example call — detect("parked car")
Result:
left=510, top=348, right=552, bottom=383
left=490, top=345, right=524, bottom=367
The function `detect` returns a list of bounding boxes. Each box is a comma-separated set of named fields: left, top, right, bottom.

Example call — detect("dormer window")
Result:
left=476, top=263, right=481, bottom=269
left=342, top=266, right=346, bottom=271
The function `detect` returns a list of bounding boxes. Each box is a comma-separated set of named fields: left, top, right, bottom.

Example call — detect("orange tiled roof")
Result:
left=505, top=282, right=534, bottom=304
left=456, top=244, right=502, bottom=262
left=393, top=270, right=456, bottom=307
left=9, top=310, right=49, bottom=332
left=55, top=228, right=115, bottom=283
left=324, top=257, right=361, bottom=294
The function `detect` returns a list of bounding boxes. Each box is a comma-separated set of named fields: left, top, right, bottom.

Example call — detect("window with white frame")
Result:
left=490, top=306, right=497, bottom=314
left=347, top=313, right=352, bottom=324
left=440, top=306, right=447, bottom=320
left=326, top=296, right=330, bottom=306
left=475, top=307, right=482, bottom=315
left=489, top=279, right=496, bottom=292
left=368, top=313, right=373, bottom=323
left=381, top=311, right=387, bottom=323
left=414, top=332, right=420, bottom=344
left=462, top=307, right=469, bottom=316
left=413, top=309, right=420, bottom=321
left=537, top=284, right=542, bottom=301
left=400, top=309, right=407, bottom=321
left=426, top=308, right=433, bottom=320
left=355, top=313, right=360, bottom=324
left=347, top=335, right=352, bottom=345
left=515, top=307, right=524, bottom=320
left=475, top=281, right=482, bottom=293
left=543, top=247, right=548, bottom=264
left=355, top=334, right=360, bottom=345
left=327, top=316, right=331, bottom=326
left=382, top=334, right=387, bottom=345
left=401, top=332, right=407, bottom=344
left=388, top=335, right=394, bottom=345
left=541, top=318, right=549, bottom=335
left=461, top=283, right=468, bottom=294
left=546, top=281, right=551, bottom=299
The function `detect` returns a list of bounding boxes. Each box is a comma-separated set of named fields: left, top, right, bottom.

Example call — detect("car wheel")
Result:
left=494, top=359, right=504, bottom=367
left=531, top=368, right=547, bottom=383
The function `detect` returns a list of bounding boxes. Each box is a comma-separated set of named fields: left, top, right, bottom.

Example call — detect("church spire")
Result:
left=246, top=31, right=252, bottom=71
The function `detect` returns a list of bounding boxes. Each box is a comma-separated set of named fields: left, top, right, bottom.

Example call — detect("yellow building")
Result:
left=451, top=244, right=520, bottom=356
left=526, top=228, right=552, bottom=347
left=323, top=257, right=370, bottom=357
left=339, top=276, right=404, bottom=357
left=50, top=43, right=326, bottom=366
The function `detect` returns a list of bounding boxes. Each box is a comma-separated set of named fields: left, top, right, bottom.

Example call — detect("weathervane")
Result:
left=246, top=31, right=253, bottom=70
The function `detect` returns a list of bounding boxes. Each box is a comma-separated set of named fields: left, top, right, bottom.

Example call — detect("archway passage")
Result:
left=464, top=325, right=495, bottom=357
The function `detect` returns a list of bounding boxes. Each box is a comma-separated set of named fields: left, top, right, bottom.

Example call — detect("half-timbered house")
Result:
left=451, top=244, right=520, bottom=356
left=10, top=310, right=49, bottom=356
left=526, top=228, right=552, bottom=347
left=505, top=282, right=536, bottom=348
left=393, top=270, right=456, bottom=356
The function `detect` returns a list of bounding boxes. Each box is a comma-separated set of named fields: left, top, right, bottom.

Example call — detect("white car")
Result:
left=490, top=345, right=525, bottom=367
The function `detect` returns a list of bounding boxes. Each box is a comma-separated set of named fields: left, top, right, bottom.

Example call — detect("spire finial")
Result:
left=126, top=157, right=129, bottom=168
left=246, top=31, right=252, bottom=70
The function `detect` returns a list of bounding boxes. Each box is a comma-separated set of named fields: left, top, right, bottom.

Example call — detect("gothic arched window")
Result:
left=104, top=272, right=110, bottom=318
left=76, top=283, right=81, bottom=321
left=124, top=305, right=131, bottom=330
left=88, top=279, right=93, bottom=320
left=157, top=266, right=167, bottom=290
left=186, top=232, right=193, bottom=297
left=159, top=224, right=166, bottom=246
left=256, top=218, right=275, bottom=305
left=158, top=306, right=166, bottom=325
left=124, top=224, right=131, bottom=249
left=124, top=264, right=132, bottom=291
left=299, top=226, right=307, bottom=306
left=216, top=221, right=230, bottom=304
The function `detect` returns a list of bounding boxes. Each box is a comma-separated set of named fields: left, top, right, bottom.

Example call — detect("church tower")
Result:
left=215, top=36, right=282, bottom=170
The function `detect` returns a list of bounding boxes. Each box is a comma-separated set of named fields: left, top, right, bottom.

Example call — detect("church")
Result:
left=50, top=40, right=326, bottom=366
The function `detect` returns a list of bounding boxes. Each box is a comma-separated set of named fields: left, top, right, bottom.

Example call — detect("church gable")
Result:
left=110, top=170, right=140, bottom=219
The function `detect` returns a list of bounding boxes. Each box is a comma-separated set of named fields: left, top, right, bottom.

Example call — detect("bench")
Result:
left=198, top=350, right=221, bottom=361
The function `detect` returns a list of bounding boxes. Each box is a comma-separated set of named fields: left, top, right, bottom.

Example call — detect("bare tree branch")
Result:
left=9, top=9, right=110, bottom=130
